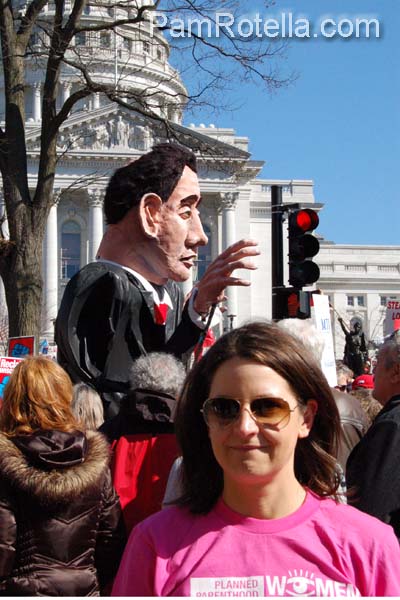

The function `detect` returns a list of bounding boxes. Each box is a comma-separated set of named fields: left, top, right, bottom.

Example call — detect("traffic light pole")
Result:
left=271, top=185, right=283, bottom=320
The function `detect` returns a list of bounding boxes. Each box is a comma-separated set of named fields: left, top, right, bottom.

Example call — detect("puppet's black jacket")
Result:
left=55, top=262, right=202, bottom=412
left=0, top=430, right=126, bottom=596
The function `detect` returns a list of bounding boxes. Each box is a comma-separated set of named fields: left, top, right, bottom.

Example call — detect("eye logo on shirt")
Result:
left=284, top=570, right=316, bottom=596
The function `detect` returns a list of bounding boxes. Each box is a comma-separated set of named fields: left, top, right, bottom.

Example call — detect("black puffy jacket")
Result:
left=0, top=429, right=126, bottom=596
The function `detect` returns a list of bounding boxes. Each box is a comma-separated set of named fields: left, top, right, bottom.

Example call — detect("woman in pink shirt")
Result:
left=113, top=321, right=400, bottom=597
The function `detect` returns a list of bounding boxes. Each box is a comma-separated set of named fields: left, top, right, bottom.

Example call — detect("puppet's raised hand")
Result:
left=193, top=239, right=260, bottom=315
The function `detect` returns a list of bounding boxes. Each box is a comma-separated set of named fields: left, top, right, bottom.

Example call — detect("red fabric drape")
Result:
left=111, top=433, right=178, bottom=533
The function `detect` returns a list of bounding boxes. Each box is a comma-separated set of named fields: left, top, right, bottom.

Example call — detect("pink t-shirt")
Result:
left=112, top=490, right=400, bottom=597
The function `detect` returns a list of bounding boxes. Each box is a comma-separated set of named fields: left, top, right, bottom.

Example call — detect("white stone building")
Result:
left=0, top=1, right=399, bottom=361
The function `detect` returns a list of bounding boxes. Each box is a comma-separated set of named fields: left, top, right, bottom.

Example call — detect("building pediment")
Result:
left=25, top=104, right=253, bottom=165
left=26, top=106, right=154, bottom=154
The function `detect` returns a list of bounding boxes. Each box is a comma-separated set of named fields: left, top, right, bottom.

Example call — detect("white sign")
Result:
left=46, top=344, right=58, bottom=361
left=312, top=294, right=337, bottom=387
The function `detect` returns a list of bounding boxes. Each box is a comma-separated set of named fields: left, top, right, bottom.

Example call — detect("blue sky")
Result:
left=180, top=1, right=399, bottom=246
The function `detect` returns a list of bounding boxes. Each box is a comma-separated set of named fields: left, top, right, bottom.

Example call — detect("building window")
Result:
left=61, top=221, right=81, bottom=279
left=83, top=4, right=90, bottom=15
left=85, top=31, right=96, bottom=49
left=143, top=40, right=150, bottom=54
left=123, top=37, right=131, bottom=51
left=196, top=224, right=212, bottom=281
left=100, top=32, right=111, bottom=48
left=347, top=295, right=354, bottom=306
left=29, top=32, right=40, bottom=47
left=157, top=48, right=163, bottom=60
left=380, top=296, right=387, bottom=306
left=357, top=295, right=365, bottom=307
left=75, top=32, right=86, bottom=46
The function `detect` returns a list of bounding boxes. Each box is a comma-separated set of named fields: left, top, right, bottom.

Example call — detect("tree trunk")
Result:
left=1, top=202, right=47, bottom=342
left=0, top=2, right=49, bottom=344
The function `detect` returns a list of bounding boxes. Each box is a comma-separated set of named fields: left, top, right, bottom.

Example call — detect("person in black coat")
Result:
left=55, top=143, right=259, bottom=417
left=0, top=356, right=126, bottom=596
left=347, top=330, right=400, bottom=539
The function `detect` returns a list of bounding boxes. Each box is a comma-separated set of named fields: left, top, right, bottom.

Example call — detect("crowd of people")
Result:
left=1, top=143, right=400, bottom=596
left=1, top=324, right=400, bottom=596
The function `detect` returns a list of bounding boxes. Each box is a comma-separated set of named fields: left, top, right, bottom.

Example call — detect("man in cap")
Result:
left=351, top=374, right=374, bottom=391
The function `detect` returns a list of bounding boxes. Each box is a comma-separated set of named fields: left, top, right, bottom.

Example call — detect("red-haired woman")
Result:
left=0, top=356, right=125, bottom=596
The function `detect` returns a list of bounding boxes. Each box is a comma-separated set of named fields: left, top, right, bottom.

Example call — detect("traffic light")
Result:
left=273, top=287, right=313, bottom=320
left=288, top=208, right=320, bottom=288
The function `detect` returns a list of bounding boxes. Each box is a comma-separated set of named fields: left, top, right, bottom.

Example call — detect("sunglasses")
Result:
left=334, top=385, right=348, bottom=392
left=201, top=397, right=299, bottom=430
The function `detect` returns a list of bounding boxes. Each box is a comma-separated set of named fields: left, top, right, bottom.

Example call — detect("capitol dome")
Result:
left=1, top=0, right=187, bottom=124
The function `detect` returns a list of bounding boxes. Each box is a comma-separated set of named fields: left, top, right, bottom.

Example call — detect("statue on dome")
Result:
left=133, top=125, right=152, bottom=151
left=115, top=115, right=130, bottom=147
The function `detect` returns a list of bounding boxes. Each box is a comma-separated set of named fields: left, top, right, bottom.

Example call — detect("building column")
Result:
left=0, top=190, right=9, bottom=239
left=220, top=192, right=239, bottom=328
left=93, top=93, right=100, bottom=109
left=61, top=81, right=72, bottom=104
left=169, top=106, right=181, bottom=124
left=42, top=195, right=59, bottom=339
left=0, top=191, right=8, bottom=322
left=33, top=82, right=42, bottom=122
left=88, top=189, right=104, bottom=261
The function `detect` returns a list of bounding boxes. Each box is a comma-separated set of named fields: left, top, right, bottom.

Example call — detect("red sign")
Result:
left=8, top=336, right=35, bottom=358
left=0, top=356, right=23, bottom=401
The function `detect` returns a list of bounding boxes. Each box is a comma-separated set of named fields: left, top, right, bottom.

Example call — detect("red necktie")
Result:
left=154, top=303, right=168, bottom=325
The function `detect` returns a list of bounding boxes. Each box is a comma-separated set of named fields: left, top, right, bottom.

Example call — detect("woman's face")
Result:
left=206, top=357, right=316, bottom=489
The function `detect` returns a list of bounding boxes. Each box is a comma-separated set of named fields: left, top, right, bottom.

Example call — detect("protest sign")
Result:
left=8, top=335, right=35, bottom=358
left=0, top=356, right=23, bottom=400
left=312, top=293, right=337, bottom=387
left=384, top=300, right=400, bottom=336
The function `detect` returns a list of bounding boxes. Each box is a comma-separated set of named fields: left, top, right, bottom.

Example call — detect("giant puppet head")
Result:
left=101, top=143, right=208, bottom=284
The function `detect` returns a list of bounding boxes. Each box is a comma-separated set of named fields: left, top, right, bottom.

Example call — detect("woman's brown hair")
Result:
left=0, top=356, right=81, bottom=436
left=175, top=321, right=341, bottom=514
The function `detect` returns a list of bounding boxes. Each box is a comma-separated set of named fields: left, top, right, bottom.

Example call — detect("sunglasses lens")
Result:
left=203, top=398, right=240, bottom=426
left=251, top=398, right=290, bottom=426
left=202, top=397, right=292, bottom=428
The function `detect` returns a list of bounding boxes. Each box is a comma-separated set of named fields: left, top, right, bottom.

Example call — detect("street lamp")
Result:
left=227, top=314, right=236, bottom=331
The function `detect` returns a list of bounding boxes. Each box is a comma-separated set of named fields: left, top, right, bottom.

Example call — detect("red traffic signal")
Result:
left=288, top=208, right=320, bottom=288
left=289, top=209, right=319, bottom=234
